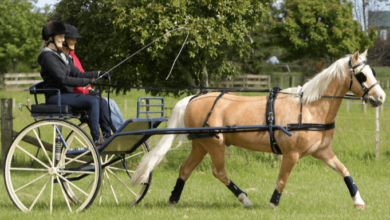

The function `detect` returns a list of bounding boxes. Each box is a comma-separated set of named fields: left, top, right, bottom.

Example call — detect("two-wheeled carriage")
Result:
left=6, top=51, right=382, bottom=212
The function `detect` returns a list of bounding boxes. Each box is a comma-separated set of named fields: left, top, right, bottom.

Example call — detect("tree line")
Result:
left=1, top=0, right=383, bottom=95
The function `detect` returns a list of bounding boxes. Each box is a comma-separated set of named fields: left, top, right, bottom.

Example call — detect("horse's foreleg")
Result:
left=168, top=140, right=207, bottom=205
left=270, top=153, right=299, bottom=208
left=208, top=144, right=253, bottom=208
left=313, top=147, right=365, bottom=209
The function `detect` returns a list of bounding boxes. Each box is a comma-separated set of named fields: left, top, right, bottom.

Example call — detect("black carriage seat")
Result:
left=29, top=81, right=87, bottom=119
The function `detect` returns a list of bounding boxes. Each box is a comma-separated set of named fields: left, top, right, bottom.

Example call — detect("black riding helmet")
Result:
left=63, top=24, right=82, bottom=51
left=42, top=21, right=69, bottom=52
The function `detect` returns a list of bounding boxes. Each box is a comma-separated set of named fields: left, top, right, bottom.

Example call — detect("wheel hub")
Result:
left=48, top=167, right=57, bottom=175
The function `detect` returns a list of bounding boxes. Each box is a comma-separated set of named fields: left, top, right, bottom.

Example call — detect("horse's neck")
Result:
left=307, top=74, right=348, bottom=123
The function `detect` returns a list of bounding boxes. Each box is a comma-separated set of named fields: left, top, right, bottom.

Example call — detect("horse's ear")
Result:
left=360, top=49, right=368, bottom=59
left=352, top=51, right=360, bottom=64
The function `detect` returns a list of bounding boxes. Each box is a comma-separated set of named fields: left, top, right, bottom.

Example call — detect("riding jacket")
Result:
left=37, top=48, right=98, bottom=97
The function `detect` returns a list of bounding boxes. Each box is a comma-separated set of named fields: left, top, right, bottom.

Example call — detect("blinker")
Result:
left=371, top=68, right=376, bottom=77
left=355, top=72, right=367, bottom=83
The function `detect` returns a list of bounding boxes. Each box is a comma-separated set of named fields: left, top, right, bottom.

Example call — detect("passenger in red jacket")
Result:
left=62, top=24, right=125, bottom=132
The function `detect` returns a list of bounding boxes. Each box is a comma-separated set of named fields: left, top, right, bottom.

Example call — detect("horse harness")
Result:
left=187, top=89, right=335, bottom=154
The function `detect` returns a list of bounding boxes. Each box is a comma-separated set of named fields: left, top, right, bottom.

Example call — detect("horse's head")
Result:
left=348, top=50, right=386, bottom=107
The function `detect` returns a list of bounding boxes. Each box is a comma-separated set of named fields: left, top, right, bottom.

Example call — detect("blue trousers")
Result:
left=46, top=93, right=111, bottom=139
left=102, top=98, right=125, bottom=132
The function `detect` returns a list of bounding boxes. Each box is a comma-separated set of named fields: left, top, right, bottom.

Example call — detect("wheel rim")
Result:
left=4, top=120, right=101, bottom=213
left=64, top=123, right=152, bottom=205
left=99, top=142, right=152, bottom=205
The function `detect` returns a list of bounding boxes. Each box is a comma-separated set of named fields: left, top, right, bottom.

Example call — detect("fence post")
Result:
left=381, top=104, right=384, bottom=115
left=289, top=76, right=294, bottom=87
left=1, top=99, right=13, bottom=167
left=346, top=101, right=349, bottom=113
left=376, top=107, right=380, bottom=159
left=268, top=76, right=271, bottom=89
left=280, top=76, right=283, bottom=88
left=362, top=101, right=366, bottom=113
left=387, top=79, right=389, bottom=89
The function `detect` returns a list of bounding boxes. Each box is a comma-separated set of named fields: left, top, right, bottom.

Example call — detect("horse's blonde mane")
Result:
left=282, top=55, right=362, bottom=103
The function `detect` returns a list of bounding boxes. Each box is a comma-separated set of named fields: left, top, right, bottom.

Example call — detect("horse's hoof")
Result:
left=238, top=193, right=253, bottom=208
left=354, top=205, right=365, bottom=210
left=168, top=200, right=177, bottom=207
left=269, top=202, right=278, bottom=209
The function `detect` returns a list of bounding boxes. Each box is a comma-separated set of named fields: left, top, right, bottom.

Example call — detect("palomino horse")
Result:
left=132, top=50, right=385, bottom=209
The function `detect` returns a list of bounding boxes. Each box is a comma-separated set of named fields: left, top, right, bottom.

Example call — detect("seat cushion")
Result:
left=31, top=104, right=73, bottom=114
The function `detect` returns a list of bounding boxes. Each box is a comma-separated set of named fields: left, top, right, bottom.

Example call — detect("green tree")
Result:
left=0, top=0, right=46, bottom=73
left=266, top=0, right=377, bottom=62
left=51, top=0, right=269, bottom=95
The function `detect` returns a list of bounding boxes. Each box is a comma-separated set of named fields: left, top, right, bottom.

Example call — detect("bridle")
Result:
left=348, top=58, right=378, bottom=98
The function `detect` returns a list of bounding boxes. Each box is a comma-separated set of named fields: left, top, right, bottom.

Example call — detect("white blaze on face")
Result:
left=363, top=66, right=386, bottom=104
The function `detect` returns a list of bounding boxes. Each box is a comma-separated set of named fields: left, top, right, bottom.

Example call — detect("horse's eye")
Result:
left=371, top=68, right=376, bottom=77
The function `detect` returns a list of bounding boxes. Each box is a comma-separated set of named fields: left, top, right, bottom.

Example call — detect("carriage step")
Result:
left=59, top=166, right=96, bottom=172
left=67, top=148, right=89, bottom=152
left=66, top=148, right=91, bottom=155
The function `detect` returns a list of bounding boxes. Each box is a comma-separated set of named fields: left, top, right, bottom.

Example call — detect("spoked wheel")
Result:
left=64, top=123, right=152, bottom=205
left=4, top=119, right=101, bottom=213
left=98, top=142, right=152, bottom=206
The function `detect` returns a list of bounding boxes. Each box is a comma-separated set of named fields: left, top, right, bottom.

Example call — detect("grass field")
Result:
left=1, top=84, right=390, bottom=219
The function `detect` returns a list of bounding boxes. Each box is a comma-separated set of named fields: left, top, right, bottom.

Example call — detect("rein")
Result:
left=97, top=82, right=371, bottom=101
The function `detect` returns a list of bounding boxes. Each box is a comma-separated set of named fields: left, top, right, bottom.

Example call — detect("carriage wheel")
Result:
left=98, top=142, right=152, bottom=206
left=3, top=119, right=101, bottom=213
left=64, top=123, right=152, bottom=205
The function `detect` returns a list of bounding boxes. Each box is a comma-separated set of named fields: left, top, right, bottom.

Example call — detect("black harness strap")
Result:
left=299, top=92, right=303, bottom=125
left=286, top=122, right=335, bottom=131
left=189, top=90, right=210, bottom=103
left=266, top=87, right=282, bottom=155
left=202, top=91, right=226, bottom=127
left=187, top=91, right=226, bottom=140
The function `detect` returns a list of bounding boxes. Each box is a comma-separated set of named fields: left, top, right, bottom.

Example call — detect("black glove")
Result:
left=88, top=88, right=100, bottom=96
left=98, top=71, right=109, bottom=80
left=89, top=78, right=98, bottom=84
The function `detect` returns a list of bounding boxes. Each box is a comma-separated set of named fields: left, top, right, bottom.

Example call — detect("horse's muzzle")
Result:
left=369, top=97, right=382, bottom=107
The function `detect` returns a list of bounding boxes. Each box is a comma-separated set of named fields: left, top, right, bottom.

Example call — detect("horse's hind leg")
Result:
left=313, top=147, right=365, bottom=209
left=207, top=142, right=253, bottom=208
left=168, top=140, right=207, bottom=205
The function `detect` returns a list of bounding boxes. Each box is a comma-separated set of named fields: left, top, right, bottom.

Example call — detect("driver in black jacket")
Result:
left=38, top=20, right=111, bottom=146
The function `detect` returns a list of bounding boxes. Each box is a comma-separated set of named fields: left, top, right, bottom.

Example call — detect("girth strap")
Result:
left=286, top=122, right=335, bottom=131
left=266, top=87, right=282, bottom=155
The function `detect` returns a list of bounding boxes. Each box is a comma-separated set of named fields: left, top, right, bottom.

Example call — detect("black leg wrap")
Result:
left=344, top=176, right=358, bottom=197
left=169, top=178, right=185, bottom=204
left=227, top=181, right=246, bottom=197
left=270, top=189, right=283, bottom=206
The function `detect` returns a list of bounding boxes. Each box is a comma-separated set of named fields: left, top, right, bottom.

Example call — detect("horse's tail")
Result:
left=131, top=95, right=194, bottom=186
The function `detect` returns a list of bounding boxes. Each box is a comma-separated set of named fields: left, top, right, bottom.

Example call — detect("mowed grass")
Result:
left=1, top=87, right=390, bottom=219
